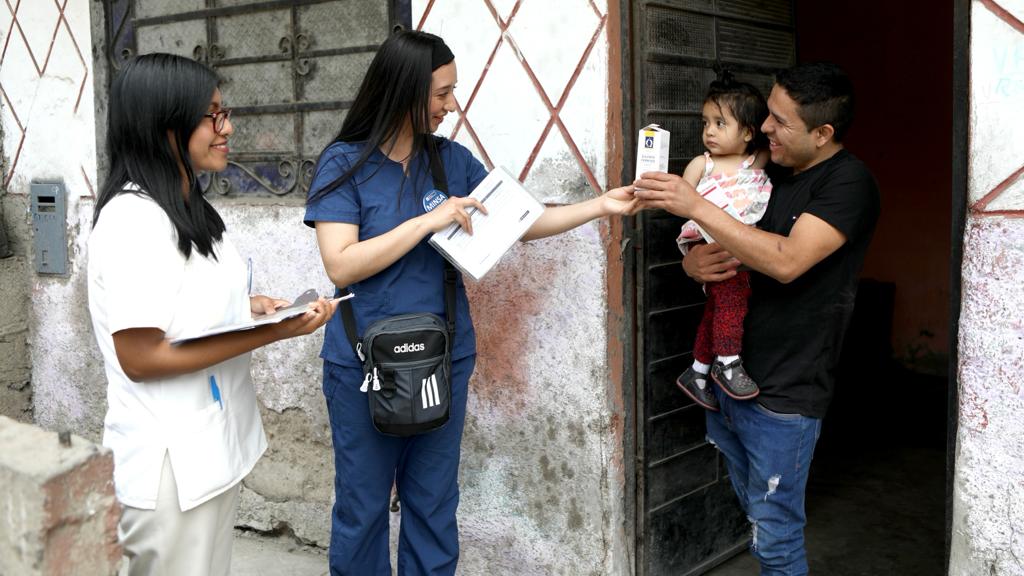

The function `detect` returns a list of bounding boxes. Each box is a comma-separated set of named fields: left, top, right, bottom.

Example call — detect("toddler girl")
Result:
left=675, top=73, right=772, bottom=411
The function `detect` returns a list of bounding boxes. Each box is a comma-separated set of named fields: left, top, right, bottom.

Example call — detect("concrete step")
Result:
left=118, top=531, right=328, bottom=576
left=230, top=532, right=327, bottom=576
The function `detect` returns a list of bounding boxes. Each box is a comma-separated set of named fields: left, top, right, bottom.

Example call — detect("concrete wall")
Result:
left=0, top=0, right=97, bottom=425
left=5, top=1, right=629, bottom=573
left=0, top=190, right=32, bottom=422
left=0, top=416, right=121, bottom=576
left=414, top=3, right=629, bottom=573
left=949, top=1, right=1024, bottom=574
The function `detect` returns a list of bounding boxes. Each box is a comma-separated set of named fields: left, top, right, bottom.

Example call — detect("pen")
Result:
left=209, top=375, right=223, bottom=410
left=246, top=258, right=253, bottom=295
left=326, top=294, right=355, bottom=305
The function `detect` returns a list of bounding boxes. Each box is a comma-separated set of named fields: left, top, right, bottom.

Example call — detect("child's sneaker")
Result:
left=710, top=358, right=759, bottom=400
left=675, top=367, right=719, bottom=411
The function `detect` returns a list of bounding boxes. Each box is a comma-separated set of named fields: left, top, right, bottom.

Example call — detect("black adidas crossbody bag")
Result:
left=338, top=143, right=455, bottom=437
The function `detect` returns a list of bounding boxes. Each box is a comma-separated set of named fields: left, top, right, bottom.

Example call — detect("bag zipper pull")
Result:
left=372, top=366, right=381, bottom=392
left=356, top=342, right=365, bottom=362
left=360, top=371, right=372, bottom=393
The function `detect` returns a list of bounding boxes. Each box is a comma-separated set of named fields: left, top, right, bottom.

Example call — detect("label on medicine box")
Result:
left=635, top=124, right=670, bottom=186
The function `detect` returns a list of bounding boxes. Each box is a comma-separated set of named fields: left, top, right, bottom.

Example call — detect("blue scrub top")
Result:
left=304, top=137, right=489, bottom=368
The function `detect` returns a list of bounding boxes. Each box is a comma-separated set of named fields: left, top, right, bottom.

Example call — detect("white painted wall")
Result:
left=415, top=2, right=630, bottom=573
left=3, top=1, right=630, bottom=573
left=950, top=1, right=1024, bottom=574
left=0, top=0, right=102, bottom=434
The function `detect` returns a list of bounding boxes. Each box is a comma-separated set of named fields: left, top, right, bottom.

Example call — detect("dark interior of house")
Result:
left=708, top=1, right=952, bottom=573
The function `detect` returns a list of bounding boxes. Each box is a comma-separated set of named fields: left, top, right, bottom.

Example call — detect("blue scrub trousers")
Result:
left=322, top=355, right=474, bottom=576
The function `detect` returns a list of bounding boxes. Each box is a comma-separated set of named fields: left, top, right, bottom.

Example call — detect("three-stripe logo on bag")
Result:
left=421, top=373, right=441, bottom=409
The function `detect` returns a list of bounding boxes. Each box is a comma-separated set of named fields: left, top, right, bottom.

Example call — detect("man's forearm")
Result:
left=690, top=201, right=800, bottom=283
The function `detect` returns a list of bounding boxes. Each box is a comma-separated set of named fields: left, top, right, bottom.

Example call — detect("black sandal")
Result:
left=710, top=358, right=760, bottom=400
left=676, top=367, right=720, bottom=411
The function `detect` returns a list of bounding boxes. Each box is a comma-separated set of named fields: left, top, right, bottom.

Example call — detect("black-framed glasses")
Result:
left=203, top=108, right=232, bottom=134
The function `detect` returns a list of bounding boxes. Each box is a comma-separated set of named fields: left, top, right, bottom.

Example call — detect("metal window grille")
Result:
left=100, top=0, right=410, bottom=197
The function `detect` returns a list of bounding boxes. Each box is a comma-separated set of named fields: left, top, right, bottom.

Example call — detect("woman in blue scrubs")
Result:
left=304, top=30, right=636, bottom=576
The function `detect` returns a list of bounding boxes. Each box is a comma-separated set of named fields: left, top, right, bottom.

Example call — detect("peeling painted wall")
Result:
left=416, top=2, right=628, bottom=573
left=950, top=1, right=1024, bottom=574
left=5, top=0, right=628, bottom=572
left=952, top=221, right=1024, bottom=576
left=222, top=203, right=338, bottom=547
left=0, top=0, right=97, bottom=427
left=459, top=226, right=617, bottom=575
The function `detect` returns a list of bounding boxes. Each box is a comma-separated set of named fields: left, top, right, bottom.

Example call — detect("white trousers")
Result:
left=119, top=454, right=241, bottom=576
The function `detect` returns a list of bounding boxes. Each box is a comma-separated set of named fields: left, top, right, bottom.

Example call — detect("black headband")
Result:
left=426, top=33, right=454, bottom=70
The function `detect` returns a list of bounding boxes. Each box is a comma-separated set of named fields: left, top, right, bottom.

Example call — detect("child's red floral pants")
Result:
left=693, top=271, right=751, bottom=364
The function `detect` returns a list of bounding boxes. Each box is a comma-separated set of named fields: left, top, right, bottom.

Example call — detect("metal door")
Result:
left=626, top=1, right=795, bottom=573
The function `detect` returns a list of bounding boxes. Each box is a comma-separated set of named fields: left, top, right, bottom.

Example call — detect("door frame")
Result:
left=619, top=0, right=969, bottom=572
left=947, top=0, right=969, bottom=571
left=616, top=0, right=640, bottom=569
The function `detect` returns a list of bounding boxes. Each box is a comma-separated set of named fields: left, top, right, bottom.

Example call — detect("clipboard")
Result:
left=170, top=289, right=352, bottom=345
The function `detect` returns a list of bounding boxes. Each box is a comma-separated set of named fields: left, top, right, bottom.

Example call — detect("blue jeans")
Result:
left=322, top=355, right=475, bottom=576
left=705, top=388, right=822, bottom=576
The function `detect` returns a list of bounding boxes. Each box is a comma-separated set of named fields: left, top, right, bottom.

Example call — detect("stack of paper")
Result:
left=429, top=167, right=544, bottom=281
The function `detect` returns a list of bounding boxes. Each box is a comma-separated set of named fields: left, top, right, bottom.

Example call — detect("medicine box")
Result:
left=634, top=124, right=670, bottom=185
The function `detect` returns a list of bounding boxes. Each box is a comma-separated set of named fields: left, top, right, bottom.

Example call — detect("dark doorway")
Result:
left=627, top=0, right=952, bottom=574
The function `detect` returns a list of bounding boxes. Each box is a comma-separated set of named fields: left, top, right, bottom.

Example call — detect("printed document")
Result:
left=170, top=289, right=352, bottom=345
left=429, top=167, right=544, bottom=281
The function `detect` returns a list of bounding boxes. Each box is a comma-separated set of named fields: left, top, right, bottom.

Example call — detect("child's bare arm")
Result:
left=751, top=149, right=769, bottom=170
left=682, top=155, right=705, bottom=188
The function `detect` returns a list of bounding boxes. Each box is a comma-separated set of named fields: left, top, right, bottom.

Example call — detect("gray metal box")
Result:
left=30, top=181, right=67, bottom=275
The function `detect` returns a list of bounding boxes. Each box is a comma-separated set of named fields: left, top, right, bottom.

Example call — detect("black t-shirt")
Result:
left=744, top=149, right=880, bottom=418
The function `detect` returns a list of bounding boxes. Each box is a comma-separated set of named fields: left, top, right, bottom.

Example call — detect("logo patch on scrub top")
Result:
left=422, top=189, right=448, bottom=212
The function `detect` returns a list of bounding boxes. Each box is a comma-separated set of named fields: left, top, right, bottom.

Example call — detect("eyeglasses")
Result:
left=203, top=108, right=232, bottom=134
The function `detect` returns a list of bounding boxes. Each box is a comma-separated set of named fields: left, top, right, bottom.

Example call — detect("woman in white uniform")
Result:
left=87, top=53, right=337, bottom=576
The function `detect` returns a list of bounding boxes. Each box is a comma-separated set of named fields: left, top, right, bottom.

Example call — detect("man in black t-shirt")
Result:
left=634, top=63, right=880, bottom=575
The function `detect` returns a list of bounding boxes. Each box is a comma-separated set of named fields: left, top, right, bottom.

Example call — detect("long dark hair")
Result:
left=706, top=70, right=769, bottom=154
left=307, top=30, right=443, bottom=204
left=94, top=53, right=226, bottom=260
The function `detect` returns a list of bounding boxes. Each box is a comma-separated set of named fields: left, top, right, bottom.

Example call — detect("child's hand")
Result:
left=678, top=225, right=702, bottom=240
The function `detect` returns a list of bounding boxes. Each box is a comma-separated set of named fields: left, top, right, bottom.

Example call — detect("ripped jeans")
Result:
left=705, top=389, right=822, bottom=576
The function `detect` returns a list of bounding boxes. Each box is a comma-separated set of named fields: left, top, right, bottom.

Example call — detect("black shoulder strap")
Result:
left=427, top=140, right=459, bottom=344
left=339, top=138, right=457, bottom=360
